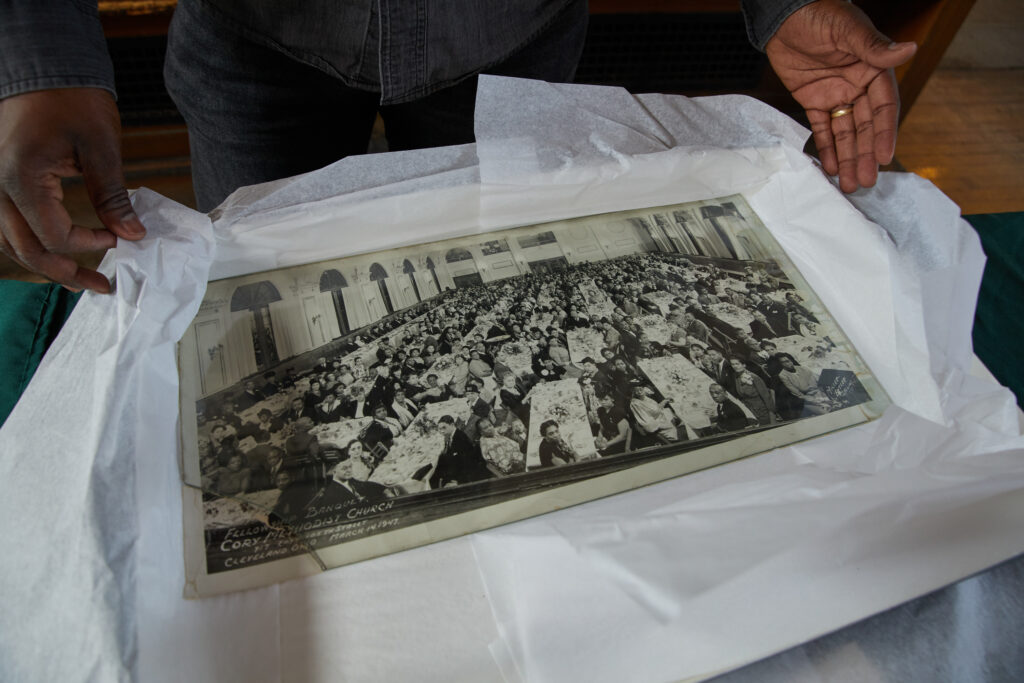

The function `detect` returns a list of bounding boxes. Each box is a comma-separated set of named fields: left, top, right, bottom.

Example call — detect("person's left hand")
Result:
left=766, top=0, right=917, bottom=192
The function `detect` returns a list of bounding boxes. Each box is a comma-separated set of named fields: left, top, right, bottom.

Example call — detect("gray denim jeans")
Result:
left=164, top=0, right=588, bottom=211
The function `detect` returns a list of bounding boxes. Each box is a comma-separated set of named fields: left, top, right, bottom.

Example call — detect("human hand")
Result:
left=0, top=88, right=145, bottom=292
left=766, top=0, right=917, bottom=192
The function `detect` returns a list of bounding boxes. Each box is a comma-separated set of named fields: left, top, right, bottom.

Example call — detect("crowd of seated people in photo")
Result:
left=197, top=251, right=844, bottom=524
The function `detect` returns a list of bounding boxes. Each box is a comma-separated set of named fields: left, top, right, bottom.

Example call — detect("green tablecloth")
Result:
left=0, top=282, right=80, bottom=424
left=965, top=213, right=1024, bottom=408
left=1, top=213, right=1022, bottom=426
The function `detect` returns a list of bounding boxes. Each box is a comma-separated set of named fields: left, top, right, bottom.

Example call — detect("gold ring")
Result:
left=830, top=106, right=854, bottom=119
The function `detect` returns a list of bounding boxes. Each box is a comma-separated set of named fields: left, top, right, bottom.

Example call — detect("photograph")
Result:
left=177, top=194, right=889, bottom=596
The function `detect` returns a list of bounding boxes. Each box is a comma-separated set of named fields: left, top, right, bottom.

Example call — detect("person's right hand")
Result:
left=0, top=87, right=145, bottom=293
left=765, top=0, right=917, bottom=193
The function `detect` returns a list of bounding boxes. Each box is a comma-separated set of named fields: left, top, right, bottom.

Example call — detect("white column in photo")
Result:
left=268, top=299, right=312, bottom=360
left=652, top=213, right=690, bottom=254
left=696, top=207, right=740, bottom=259
left=717, top=213, right=755, bottom=260
left=630, top=217, right=671, bottom=253
left=341, top=286, right=372, bottom=330
left=425, top=255, right=456, bottom=291
left=384, top=276, right=411, bottom=311
left=191, top=317, right=228, bottom=396
left=728, top=211, right=772, bottom=261
left=224, top=310, right=258, bottom=387
left=667, top=209, right=702, bottom=255
left=504, top=237, right=534, bottom=273
left=319, top=291, right=343, bottom=339
left=413, top=270, right=439, bottom=299
left=303, top=290, right=342, bottom=342
left=361, top=282, right=389, bottom=323
left=671, top=207, right=717, bottom=257
left=403, top=273, right=421, bottom=305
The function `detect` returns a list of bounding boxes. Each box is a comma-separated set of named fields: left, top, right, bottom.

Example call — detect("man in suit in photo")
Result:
left=709, top=383, right=752, bottom=433
left=703, top=348, right=733, bottom=387
left=317, top=385, right=350, bottom=424
left=249, top=446, right=288, bottom=491
left=284, top=396, right=317, bottom=425
left=309, top=458, right=390, bottom=514
left=235, top=380, right=266, bottom=411
left=361, top=404, right=404, bottom=452
left=429, top=415, right=492, bottom=489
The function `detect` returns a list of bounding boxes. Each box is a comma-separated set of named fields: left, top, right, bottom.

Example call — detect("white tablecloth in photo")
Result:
left=635, top=313, right=674, bottom=345
left=524, top=379, right=598, bottom=469
left=370, top=398, right=473, bottom=486
left=644, top=291, right=677, bottom=316
left=578, top=278, right=616, bottom=319
left=707, top=302, right=755, bottom=331
left=772, top=334, right=856, bottom=376
left=419, top=353, right=460, bottom=386
left=310, top=418, right=372, bottom=451
left=638, top=355, right=724, bottom=429
left=566, top=326, right=607, bottom=364
left=494, top=341, right=535, bottom=377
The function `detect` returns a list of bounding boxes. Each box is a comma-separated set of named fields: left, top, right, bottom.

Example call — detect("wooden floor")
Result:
left=891, top=67, right=1024, bottom=215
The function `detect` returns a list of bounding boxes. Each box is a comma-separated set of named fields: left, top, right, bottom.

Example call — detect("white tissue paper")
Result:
left=0, top=75, right=1021, bottom=683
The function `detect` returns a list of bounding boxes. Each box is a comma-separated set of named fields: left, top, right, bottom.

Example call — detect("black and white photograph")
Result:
left=178, top=195, right=889, bottom=595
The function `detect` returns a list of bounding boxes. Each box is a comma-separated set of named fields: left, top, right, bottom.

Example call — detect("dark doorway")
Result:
left=319, top=269, right=350, bottom=336
left=230, top=281, right=282, bottom=370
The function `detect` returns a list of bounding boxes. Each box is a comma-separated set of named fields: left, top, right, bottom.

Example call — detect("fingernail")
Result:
left=889, top=41, right=915, bottom=50
left=123, top=214, right=146, bottom=238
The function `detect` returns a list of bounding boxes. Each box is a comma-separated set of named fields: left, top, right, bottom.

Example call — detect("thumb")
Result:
left=839, top=12, right=917, bottom=69
left=79, top=137, right=146, bottom=241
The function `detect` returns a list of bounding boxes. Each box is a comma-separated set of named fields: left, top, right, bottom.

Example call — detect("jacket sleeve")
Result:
left=0, top=0, right=115, bottom=100
left=740, top=0, right=818, bottom=51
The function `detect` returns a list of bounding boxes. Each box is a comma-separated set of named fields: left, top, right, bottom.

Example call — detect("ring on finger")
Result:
left=830, top=105, right=855, bottom=119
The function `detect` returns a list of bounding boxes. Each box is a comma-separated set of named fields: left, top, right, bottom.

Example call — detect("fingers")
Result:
left=867, top=68, right=902, bottom=166
left=852, top=96, right=879, bottom=189
left=0, top=195, right=113, bottom=293
left=828, top=105, right=859, bottom=193
left=0, top=88, right=139, bottom=292
left=813, top=101, right=875, bottom=193
left=6, top=173, right=118, bottom=253
left=808, top=109, right=839, bottom=177
left=815, top=69, right=901, bottom=192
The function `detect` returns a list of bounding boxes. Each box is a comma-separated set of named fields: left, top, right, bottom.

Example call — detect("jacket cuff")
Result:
left=0, top=1, right=116, bottom=100
left=740, top=0, right=819, bottom=52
